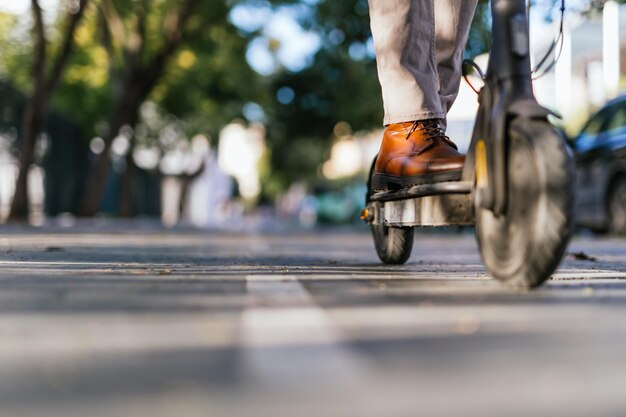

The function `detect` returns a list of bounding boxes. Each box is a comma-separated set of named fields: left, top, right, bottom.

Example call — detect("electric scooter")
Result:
left=361, top=0, right=575, bottom=288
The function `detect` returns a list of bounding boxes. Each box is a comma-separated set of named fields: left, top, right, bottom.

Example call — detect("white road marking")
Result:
left=552, top=272, right=626, bottom=279
left=241, top=275, right=369, bottom=387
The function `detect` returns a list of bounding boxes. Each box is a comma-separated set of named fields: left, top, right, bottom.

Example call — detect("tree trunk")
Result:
left=8, top=94, right=48, bottom=221
left=79, top=136, right=114, bottom=217
left=119, top=148, right=135, bottom=217
left=8, top=0, right=88, bottom=222
left=79, top=84, right=143, bottom=217
left=80, top=0, right=198, bottom=217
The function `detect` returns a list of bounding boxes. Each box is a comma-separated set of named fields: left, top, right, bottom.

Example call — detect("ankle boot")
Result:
left=372, top=119, right=465, bottom=191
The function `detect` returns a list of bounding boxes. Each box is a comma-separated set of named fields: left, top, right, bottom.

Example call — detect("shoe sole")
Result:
left=372, top=170, right=463, bottom=191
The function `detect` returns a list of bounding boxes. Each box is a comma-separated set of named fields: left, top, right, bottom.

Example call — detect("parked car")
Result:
left=571, top=95, right=626, bottom=234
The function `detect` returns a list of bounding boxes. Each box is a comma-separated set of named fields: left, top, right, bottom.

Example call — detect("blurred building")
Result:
left=532, top=2, right=626, bottom=130
left=441, top=2, right=626, bottom=144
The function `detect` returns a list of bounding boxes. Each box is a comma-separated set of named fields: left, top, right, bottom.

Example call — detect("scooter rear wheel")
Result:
left=367, top=157, right=414, bottom=265
left=475, top=119, right=575, bottom=288
left=371, top=224, right=414, bottom=265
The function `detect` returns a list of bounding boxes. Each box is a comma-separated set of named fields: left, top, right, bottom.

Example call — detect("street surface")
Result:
left=0, top=224, right=625, bottom=417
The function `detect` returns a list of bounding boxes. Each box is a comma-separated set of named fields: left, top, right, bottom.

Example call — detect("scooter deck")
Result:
left=363, top=181, right=474, bottom=227
left=369, top=181, right=473, bottom=202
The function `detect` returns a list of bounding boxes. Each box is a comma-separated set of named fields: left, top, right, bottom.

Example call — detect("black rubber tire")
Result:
left=475, top=119, right=576, bottom=288
left=367, top=156, right=414, bottom=265
left=371, top=224, right=414, bottom=265
left=608, top=176, right=626, bottom=235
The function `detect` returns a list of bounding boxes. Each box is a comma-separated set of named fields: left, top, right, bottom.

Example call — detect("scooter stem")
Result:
left=488, top=0, right=533, bottom=95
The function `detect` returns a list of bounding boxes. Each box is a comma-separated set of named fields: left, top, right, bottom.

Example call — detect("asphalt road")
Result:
left=0, top=225, right=625, bottom=417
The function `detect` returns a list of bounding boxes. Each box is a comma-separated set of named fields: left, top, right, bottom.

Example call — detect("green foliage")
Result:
left=466, top=0, right=492, bottom=59
left=156, top=17, right=266, bottom=140
left=0, top=12, right=36, bottom=92
left=257, top=0, right=381, bottom=190
left=5, top=0, right=264, bottom=145
left=52, top=6, right=113, bottom=140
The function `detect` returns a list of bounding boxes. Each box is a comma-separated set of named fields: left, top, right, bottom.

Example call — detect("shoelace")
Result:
left=405, top=119, right=458, bottom=154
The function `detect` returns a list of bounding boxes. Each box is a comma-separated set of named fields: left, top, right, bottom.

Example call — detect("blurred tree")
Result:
left=8, top=0, right=89, bottom=221
left=79, top=0, right=199, bottom=216
left=79, top=0, right=263, bottom=216
left=466, top=0, right=492, bottom=60
left=257, top=0, right=381, bottom=195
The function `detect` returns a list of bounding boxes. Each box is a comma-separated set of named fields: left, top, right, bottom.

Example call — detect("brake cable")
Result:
left=463, top=0, right=566, bottom=91
left=462, top=59, right=486, bottom=94
left=532, top=0, right=566, bottom=80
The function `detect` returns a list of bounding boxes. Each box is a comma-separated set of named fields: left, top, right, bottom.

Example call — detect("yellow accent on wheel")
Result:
left=475, top=139, right=488, bottom=187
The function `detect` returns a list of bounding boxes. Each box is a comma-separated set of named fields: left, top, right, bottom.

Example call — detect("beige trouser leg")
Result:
left=369, top=0, right=478, bottom=126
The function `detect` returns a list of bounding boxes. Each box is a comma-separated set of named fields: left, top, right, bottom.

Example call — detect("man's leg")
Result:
left=434, top=0, right=478, bottom=121
left=369, top=0, right=444, bottom=125
left=368, top=0, right=467, bottom=191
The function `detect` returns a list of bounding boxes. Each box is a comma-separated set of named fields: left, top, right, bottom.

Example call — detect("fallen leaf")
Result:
left=568, top=251, right=597, bottom=262
left=45, top=247, right=64, bottom=252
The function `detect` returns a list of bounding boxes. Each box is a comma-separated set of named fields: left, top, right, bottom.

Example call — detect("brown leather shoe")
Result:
left=372, top=119, right=465, bottom=191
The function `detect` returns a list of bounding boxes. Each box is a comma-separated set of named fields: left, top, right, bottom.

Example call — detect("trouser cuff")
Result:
left=383, top=111, right=446, bottom=126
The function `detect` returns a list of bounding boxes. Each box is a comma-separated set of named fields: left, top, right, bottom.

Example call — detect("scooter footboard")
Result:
left=363, top=193, right=474, bottom=227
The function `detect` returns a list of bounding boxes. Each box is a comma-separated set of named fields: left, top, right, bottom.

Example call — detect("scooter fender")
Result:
left=488, top=98, right=559, bottom=215
left=464, top=85, right=501, bottom=214
left=507, top=98, right=561, bottom=120
left=473, top=97, right=557, bottom=216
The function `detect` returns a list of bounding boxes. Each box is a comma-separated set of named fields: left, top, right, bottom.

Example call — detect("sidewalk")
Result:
left=0, top=226, right=625, bottom=417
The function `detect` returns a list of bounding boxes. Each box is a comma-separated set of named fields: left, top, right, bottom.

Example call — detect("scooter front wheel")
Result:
left=475, top=119, right=575, bottom=288
left=367, top=156, right=414, bottom=265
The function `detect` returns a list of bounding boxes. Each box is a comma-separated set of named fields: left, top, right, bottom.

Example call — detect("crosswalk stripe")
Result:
left=241, top=275, right=368, bottom=387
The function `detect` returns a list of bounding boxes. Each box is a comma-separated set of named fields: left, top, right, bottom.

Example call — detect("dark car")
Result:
left=571, top=95, right=626, bottom=234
